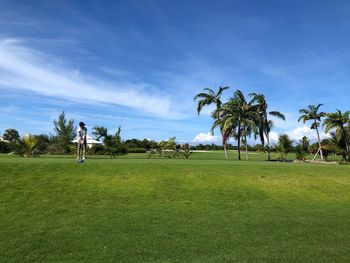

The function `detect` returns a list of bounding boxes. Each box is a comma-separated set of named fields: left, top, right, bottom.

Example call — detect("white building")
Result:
left=0, top=137, right=9, bottom=143
left=72, top=134, right=103, bottom=148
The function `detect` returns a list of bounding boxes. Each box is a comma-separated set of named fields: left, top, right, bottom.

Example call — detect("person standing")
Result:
left=77, top=121, right=87, bottom=160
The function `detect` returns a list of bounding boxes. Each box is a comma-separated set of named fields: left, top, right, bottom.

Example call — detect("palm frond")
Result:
left=269, top=111, right=285, bottom=121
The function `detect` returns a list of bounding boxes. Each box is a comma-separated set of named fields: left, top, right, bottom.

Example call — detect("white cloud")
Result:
left=0, top=39, right=182, bottom=119
left=286, top=125, right=330, bottom=142
left=269, top=131, right=279, bottom=144
left=193, top=132, right=220, bottom=144
left=268, top=126, right=331, bottom=145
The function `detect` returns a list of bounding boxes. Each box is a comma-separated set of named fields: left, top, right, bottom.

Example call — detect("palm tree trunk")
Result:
left=245, top=133, right=248, bottom=160
left=315, top=124, right=324, bottom=161
left=237, top=123, right=241, bottom=161
left=345, top=140, right=350, bottom=162
left=221, top=130, right=228, bottom=160
left=341, top=127, right=350, bottom=162
left=267, top=133, right=271, bottom=161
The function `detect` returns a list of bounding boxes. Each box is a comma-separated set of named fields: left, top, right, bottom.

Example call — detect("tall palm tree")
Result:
left=241, top=116, right=257, bottom=160
left=194, top=86, right=229, bottom=159
left=216, top=90, right=258, bottom=160
left=323, top=110, right=350, bottom=161
left=249, top=93, right=285, bottom=160
left=298, top=104, right=326, bottom=161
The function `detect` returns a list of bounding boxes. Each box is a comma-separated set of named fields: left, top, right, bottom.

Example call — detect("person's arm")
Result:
left=78, top=129, right=83, bottom=144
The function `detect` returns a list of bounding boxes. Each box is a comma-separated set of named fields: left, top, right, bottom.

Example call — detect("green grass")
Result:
left=1, top=155, right=349, bottom=262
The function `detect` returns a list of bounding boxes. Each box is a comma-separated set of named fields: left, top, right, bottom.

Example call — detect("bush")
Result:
left=15, top=134, right=40, bottom=158
left=0, top=141, right=10, bottom=153
left=295, top=145, right=307, bottom=162
left=46, top=144, right=66, bottom=155
left=107, top=146, right=128, bottom=157
left=127, top=148, right=147, bottom=153
left=88, top=144, right=106, bottom=155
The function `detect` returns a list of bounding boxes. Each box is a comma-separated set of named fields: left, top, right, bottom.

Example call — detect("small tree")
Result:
left=3, top=128, right=20, bottom=152
left=295, top=145, right=308, bottom=162
left=53, top=111, right=76, bottom=154
left=300, top=136, right=310, bottom=153
left=276, top=134, right=294, bottom=161
left=181, top=143, right=193, bottom=159
left=34, top=134, right=50, bottom=154
left=16, top=134, right=39, bottom=157
left=3, top=128, right=20, bottom=142
left=92, top=126, right=122, bottom=147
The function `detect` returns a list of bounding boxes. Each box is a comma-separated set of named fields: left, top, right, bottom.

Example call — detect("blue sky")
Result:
left=0, top=0, right=349, bottom=144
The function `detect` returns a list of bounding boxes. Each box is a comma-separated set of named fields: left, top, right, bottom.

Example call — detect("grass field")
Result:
left=1, top=153, right=349, bottom=262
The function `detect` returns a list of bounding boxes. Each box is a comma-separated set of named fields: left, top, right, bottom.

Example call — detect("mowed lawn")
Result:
left=0, top=156, right=349, bottom=262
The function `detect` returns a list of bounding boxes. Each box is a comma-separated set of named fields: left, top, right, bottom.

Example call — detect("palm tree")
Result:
left=328, top=131, right=348, bottom=161
left=17, top=134, right=39, bottom=157
left=194, top=86, right=229, bottom=159
left=298, top=104, right=326, bottom=161
left=241, top=116, right=257, bottom=160
left=215, top=90, right=258, bottom=160
left=249, top=93, right=285, bottom=161
left=276, top=134, right=294, bottom=161
left=323, top=110, right=350, bottom=161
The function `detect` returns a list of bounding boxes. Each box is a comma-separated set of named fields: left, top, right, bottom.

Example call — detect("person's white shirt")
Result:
left=77, top=127, right=87, bottom=144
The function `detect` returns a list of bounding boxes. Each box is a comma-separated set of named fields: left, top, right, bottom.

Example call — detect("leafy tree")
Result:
left=298, top=104, right=326, bottom=161
left=249, top=93, right=285, bottom=160
left=115, top=126, right=122, bottom=145
left=150, top=137, right=181, bottom=158
left=3, top=128, right=20, bottom=142
left=92, top=126, right=108, bottom=141
left=0, top=141, right=10, bottom=153
left=34, top=134, right=50, bottom=154
left=53, top=111, right=76, bottom=154
left=295, top=137, right=309, bottom=162
left=194, top=86, right=229, bottom=159
left=92, top=126, right=122, bottom=147
left=323, top=110, right=350, bottom=161
left=300, top=136, right=310, bottom=153
left=276, top=134, right=294, bottom=161
left=181, top=143, right=193, bottom=159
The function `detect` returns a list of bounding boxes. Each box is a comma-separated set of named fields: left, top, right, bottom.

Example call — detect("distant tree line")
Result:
left=1, top=102, right=349, bottom=162
left=0, top=112, right=190, bottom=158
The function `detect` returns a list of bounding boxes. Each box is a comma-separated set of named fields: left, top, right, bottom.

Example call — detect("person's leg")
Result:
left=77, top=143, right=81, bottom=159
left=82, top=144, right=86, bottom=160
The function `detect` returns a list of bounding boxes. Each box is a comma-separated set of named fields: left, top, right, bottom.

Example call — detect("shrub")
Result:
left=15, top=134, right=39, bottom=157
left=128, top=148, right=147, bottom=153
left=88, top=144, right=106, bottom=155
left=0, top=141, right=10, bottom=153
left=295, top=145, right=307, bottom=162
left=181, top=143, right=193, bottom=159
left=107, top=146, right=128, bottom=157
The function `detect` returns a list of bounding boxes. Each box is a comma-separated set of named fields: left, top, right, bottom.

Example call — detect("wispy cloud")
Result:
left=0, top=39, right=184, bottom=119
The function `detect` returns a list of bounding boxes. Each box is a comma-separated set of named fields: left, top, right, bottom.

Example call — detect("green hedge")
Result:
left=127, top=148, right=147, bottom=153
